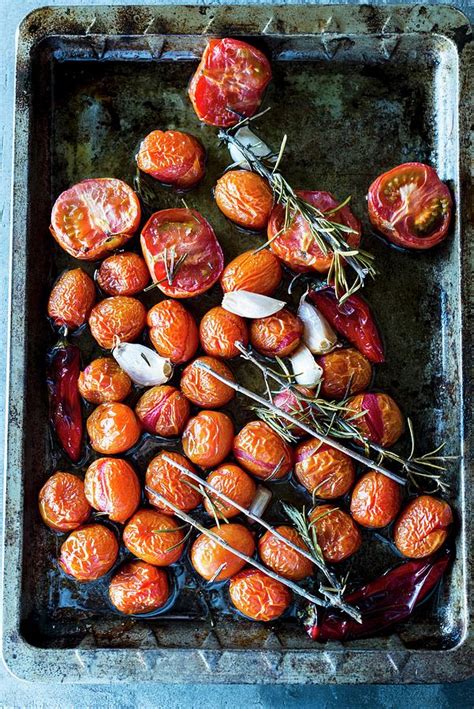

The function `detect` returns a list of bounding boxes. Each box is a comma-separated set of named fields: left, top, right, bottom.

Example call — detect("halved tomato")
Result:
left=140, top=208, right=224, bottom=298
left=367, top=162, right=452, bottom=250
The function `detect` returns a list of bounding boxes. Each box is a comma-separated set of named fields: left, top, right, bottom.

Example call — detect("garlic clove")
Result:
left=228, top=127, right=275, bottom=170
left=222, top=290, right=286, bottom=319
left=249, top=485, right=272, bottom=519
left=112, top=342, right=173, bottom=387
left=289, top=344, right=323, bottom=386
left=297, top=293, right=338, bottom=354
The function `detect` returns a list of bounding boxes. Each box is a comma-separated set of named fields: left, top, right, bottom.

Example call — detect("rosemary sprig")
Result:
left=144, top=246, right=188, bottom=292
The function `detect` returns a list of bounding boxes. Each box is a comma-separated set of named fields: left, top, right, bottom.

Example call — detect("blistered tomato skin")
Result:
left=345, top=392, right=404, bottom=447
left=233, top=420, right=293, bottom=481
left=137, top=130, right=206, bottom=189
left=59, top=524, right=119, bottom=581
left=215, top=170, right=273, bottom=230
left=147, top=300, right=199, bottom=365
left=318, top=348, right=372, bottom=400
left=199, top=307, right=249, bottom=359
left=190, top=524, right=255, bottom=581
left=258, top=525, right=313, bottom=581
left=294, top=439, right=355, bottom=499
left=309, top=505, right=362, bottom=563
left=87, top=403, right=141, bottom=455
left=204, top=464, right=257, bottom=519
left=250, top=309, right=303, bottom=358
left=109, top=561, right=170, bottom=615
left=182, top=410, right=234, bottom=468
left=229, top=568, right=292, bottom=621
left=350, top=471, right=403, bottom=529
left=180, top=356, right=235, bottom=408
left=78, top=357, right=132, bottom=404
left=220, top=249, right=282, bottom=296
left=135, top=385, right=190, bottom=437
left=145, top=451, right=202, bottom=514
left=273, top=386, right=315, bottom=438
left=50, top=178, right=141, bottom=260
left=39, top=472, right=91, bottom=532
left=48, top=269, right=96, bottom=330
left=84, top=458, right=141, bottom=524
left=394, top=495, right=453, bottom=559
left=96, top=252, right=150, bottom=296
left=89, top=296, right=146, bottom=349
left=123, top=509, right=185, bottom=566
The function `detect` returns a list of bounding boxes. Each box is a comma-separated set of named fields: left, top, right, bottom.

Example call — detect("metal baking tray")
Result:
left=3, top=4, right=472, bottom=684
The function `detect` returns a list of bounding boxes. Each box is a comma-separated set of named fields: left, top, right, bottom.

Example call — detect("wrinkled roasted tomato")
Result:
left=204, top=464, right=257, bottom=520
left=345, top=392, right=404, bottom=448
left=250, top=309, right=303, bottom=358
left=220, top=249, right=282, bottom=296
left=188, top=38, right=272, bottom=127
left=258, top=525, right=313, bottom=581
left=140, top=208, right=224, bottom=298
left=137, top=130, right=206, bottom=189
left=123, top=509, right=186, bottom=566
left=59, top=524, right=119, bottom=581
left=50, top=178, right=141, bottom=260
left=78, top=357, right=132, bottom=404
left=147, top=299, right=199, bottom=365
left=350, top=471, right=402, bottom=529
left=273, top=386, right=315, bottom=438
left=89, top=296, right=146, bottom=349
left=394, top=495, right=453, bottom=559
left=96, top=252, right=150, bottom=296
left=368, top=163, right=452, bottom=250
left=182, top=410, right=234, bottom=468
left=215, top=170, right=273, bottom=230
left=229, top=568, right=292, bottom=622
left=309, top=505, right=362, bottom=563
left=318, top=348, right=372, bottom=400
left=180, top=356, right=235, bottom=408
left=39, top=472, right=91, bottom=532
left=109, top=560, right=170, bottom=615
left=190, top=523, right=255, bottom=581
left=48, top=269, right=96, bottom=330
left=294, top=439, right=355, bottom=499
left=135, top=385, right=190, bottom=437
left=145, top=450, right=202, bottom=514
left=84, top=457, right=141, bottom=524
left=199, top=306, right=249, bottom=359
left=87, top=402, right=141, bottom=455
left=233, top=420, right=293, bottom=480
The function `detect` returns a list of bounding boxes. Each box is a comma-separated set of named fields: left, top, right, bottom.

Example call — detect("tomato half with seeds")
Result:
left=137, top=130, right=206, bottom=189
left=84, top=457, right=141, bottom=523
left=344, top=392, right=404, bottom=448
left=123, top=509, right=185, bottom=566
left=215, top=170, right=273, bottom=230
left=229, top=568, right=291, bottom=621
left=140, top=208, right=224, bottom=298
left=145, top=451, right=202, bottom=515
left=199, top=306, right=249, bottom=359
left=78, top=357, right=132, bottom=404
left=233, top=420, right=293, bottom=481
left=135, top=385, right=190, bottom=437
left=59, top=524, right=119, bottom=581
left=109, top=561, right=170, bottom=615
left=393, top=495, right=453, bottom=559
left=368, top=163, right=452, bottom=250
left=309, top=505, right=362, bottom=563
left=190, top=523, right=255, bottom=581
left=48, top=269, right=96, bottom=330
left=258, top=525, right=314, bottom=581
left=147, top=299, right=199, bottom=365
left=350, top=470, right=403, bottom=529
left=96, top=252, right=150, bottom=296
left=294, top=439, right=355, bottom=499
left=89, top=296, right=146, bottom=349
left=50, top=178, right=141, bottom=260
left=204, top=464, right=257, bottom=520
left=220, top=249, right=282, bottom=296
left=39, top=472, right=91, bottom=532
left=87, top=402, right=141, bottom=455
left=188, top=38, right=272, bottom=128
left=182, top=410, right=234, bottom=468
left=180, top=356, right=235, bottom=408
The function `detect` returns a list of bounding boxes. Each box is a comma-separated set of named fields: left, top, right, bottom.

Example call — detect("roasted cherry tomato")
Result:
left=309, top=505, right=362, bottom=563
left=78, top=357, right=132, bottom=404
left=393, top=495, right=453, bottom=559
left=147, top=299, right=199, bottom=365
left=188, top=38, right=271, bottom=127
left=268, top=191, right=361, bottom=273
left=137, top=130, right=206, bottom=189
left=50, top=178, right=141, bottom=260
left=135, top=385, right=190, bottom=437
left=180, top=356, right=235, bottom=408
left=140, top=208, right=224, bottom=298
left=273, top=386, right=315, bottom=438
left=258, top=525, right=313, bottom=581
left=89, top=296, right=146, bottom=350
left=182, top=410, right=234, bottom=468
left=215, top=170, right=273, bottom=230
left=318, top=348, right=372, bottom=400
left=350, top=471, right=402, bottom=529
left=109, top=560, right=170, bottom=615
left=233, top=420, right=293, bottom=481
left=250, top=309, right=303, bottom=358
left=38, top=472, right=91, bottom=532
left=123, top=509, right=185, bottom=566
left=345, top=392, right=404, bottom=447
left=190, top=523, right=255, bottom=581
left=59, top=524, right=119, bottom=581
left=87, top=402, right=141, bottom=455
left=220, top=249, right=282, bottom=296
left=229, top=568, right=291, bottom=621
left=204, top=464, right=257, bottom=520
left=368, top=163, right=452, bottom=250
left=145, top=451, right=202, bottom=515
left=294, top=439, right=355, bottom=499
left=48, top=269, right=96, bottom=330
left=96, top=252, right=150, bottom=296
left=199, top=306, right=248, bottom=359
left=84, top=457, right=141, bottom=524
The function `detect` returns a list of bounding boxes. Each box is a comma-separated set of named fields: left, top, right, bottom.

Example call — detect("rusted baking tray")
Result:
left=2, top=4, right=472, bottom=684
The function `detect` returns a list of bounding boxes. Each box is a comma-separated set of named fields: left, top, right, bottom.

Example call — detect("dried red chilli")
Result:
left=46, top=339, right=83, bottom=462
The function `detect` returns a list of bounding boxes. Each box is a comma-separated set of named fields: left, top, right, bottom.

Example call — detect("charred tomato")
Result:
left=135, top=385, right=190, bottom=437
left=84, top=457, right=141, bottom=524
left=199, top=306, right=249, bottom=359
left=109, top=560, right=170, bottom=615
left=137, top=130, right=206, bottom=189
left=147, top=299, right=199, bottom=365
left=59, top=524, right=119, bottom=581
left=38, top=472, right=91, bottom=532
left=180, top=356, right=235, bottom=408
left=123, top=509, right=186, bottom=566
left=78, top=357, right=132, bottom=404
left=47, top=269, right=96, bottom=330
left=258, top=525, right=314, bottom=581
left=233, top=420, right=293, bottom=481
left=350, top=470, right=403, bottom=529
left=250, top=309, right=303, bottom=358
left=220, top=249, right=282, bottom=296
left=89, top=296, right=146, bottom=350
left=294, top=439, right=355, bottom=499
left=87, top=402, right=141, bottom=455
left=96, top=252, right=150, bottom=296
left=190, top=523, right=255, bottom=581
left=394, top=495, right=453, bottom=558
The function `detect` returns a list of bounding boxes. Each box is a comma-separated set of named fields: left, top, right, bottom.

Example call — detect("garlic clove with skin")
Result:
left=222, top=290, right=286, bottom=319
left=112, top=342, right=173, bottom=387
left=228, top=126, right=275, bottom=170
left=297, top=292, right=338, bottom=354
left=289, top=344, right=324, bottom=387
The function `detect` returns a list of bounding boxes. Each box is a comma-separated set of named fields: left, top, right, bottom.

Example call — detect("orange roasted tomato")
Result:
left=50, top=178, right=141, bottom=260
left=137, top=130, right=206, bottom=189
left=350, top=471, right=403, bottom=529
left=78, top=357, right=132, bottom=404
left=258, top=525, right=313, bottom=581
left=145, top=451, right=202, bottom=514
left=229, top=568, right=291, bottom=622
left=147, top=299, right=199, bottom=365
left=233, top=420, right=293, bottom=481
left=273, top=386, right=315, bottom=438
left=214, top=170, right=273, bottom=230
left=48, top=268, right=96, bottom=330
left=294, top=439, right=355, bottom=499
left=89, top=296, right=146, bottom=349
left=135, top=385, right=190, bottom=437
left=180, top=356, right=235, bottom=408
left=87, top=403, right=141, bottom=454
left=268, top=190, right=361, bottom=273
left=190, top=523, right=255, bottom=581
left=393, top=495, right=453, bottom=559
left=84, top=457, right=141, bottom=524
left=59, top=524, right=119, bottom=581
left=220, top=249, right=282, bottom=296
left=204, top=464, right=257, bottom=520
left=318, top=348, right=372, bottom=400
left=96, top=252, right=150, bottom=296
left=109, top=560, right=170, bottom=615
left=344, top=392, right=404, bottom=447
left=123, top=509, right=185, bottom=566
left=199, top=306, right=248, bottom=358
left=250, top=309, right=303, bottom=358
left=182, top=410, right=234, bottom=468
left=309, top=505, right=362, bottom=563
left=38, top=472, right=91, bottom=532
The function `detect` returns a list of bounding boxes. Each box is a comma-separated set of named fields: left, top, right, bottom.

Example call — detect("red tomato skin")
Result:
left=137, top=130, right=206, bottom=189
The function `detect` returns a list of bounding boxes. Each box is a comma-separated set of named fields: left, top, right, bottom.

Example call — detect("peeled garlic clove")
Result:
left=113, top=343, right=173, bottom=387
left=222, top=290, right=286, bottom=319
left=228, top=126, right=275, bottom=170
left=297, top=293, right=338, bottom=354
left=249, top=485, right=272, bottom=519
left=289, top=344, right=323, bottom=387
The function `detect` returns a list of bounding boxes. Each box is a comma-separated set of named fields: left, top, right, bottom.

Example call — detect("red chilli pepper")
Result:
left=46, top=339, right=83, bottom=462
left=309, top=287, right=385, bottom=364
